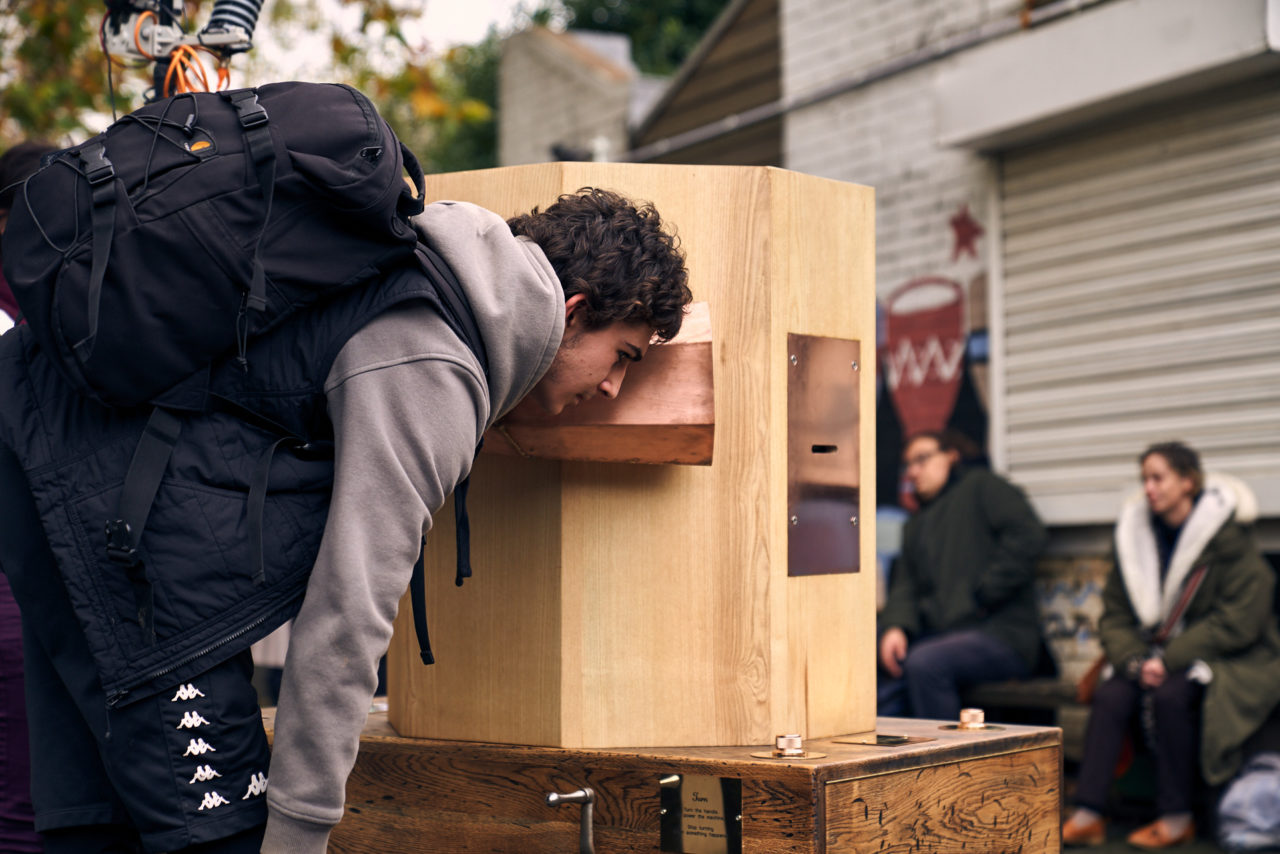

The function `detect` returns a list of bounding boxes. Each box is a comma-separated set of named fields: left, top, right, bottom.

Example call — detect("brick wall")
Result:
left=780, top=0, right=1021, bottom=294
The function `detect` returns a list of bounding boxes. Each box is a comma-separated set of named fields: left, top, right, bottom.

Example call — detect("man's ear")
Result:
left=564, top=293, right=589, bottom=327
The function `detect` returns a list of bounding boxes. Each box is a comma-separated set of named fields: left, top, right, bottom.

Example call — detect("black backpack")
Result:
left=2, top=82, right=487, bottom=663
left=2, top=80, right=428, bottom=408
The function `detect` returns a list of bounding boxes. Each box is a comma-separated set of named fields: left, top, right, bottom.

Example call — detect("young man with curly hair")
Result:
left=0, top=187, right=691, bottom=853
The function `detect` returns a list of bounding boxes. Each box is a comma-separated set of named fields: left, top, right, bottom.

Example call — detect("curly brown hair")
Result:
left=507, top=187, right=691, bottom=341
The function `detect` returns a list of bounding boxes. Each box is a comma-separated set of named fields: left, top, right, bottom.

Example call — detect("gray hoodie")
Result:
left=260, top=201, right=565, bottom=852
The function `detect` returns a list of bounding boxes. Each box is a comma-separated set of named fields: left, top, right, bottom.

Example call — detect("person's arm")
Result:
left=260, top=339, right=486, bottom=853
left=877, top=555, right=916, bottom=677
left=1163, top=549, right=1275, bottom=671
left=973, top=473, right=1048, bottom=612
left=1097, top=556, right=1147, bottom=670
left=878, top=540, right=921, bottom=640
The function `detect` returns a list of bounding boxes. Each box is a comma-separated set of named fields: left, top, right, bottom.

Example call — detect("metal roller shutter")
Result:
left=996, top=74, right=1280, bottom=524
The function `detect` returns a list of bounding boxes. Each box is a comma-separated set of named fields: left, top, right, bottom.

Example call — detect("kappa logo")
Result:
left=198, top=791, right=231, bottom=811
left=171, top=683, right=206, bottom=702
left=177, top=711, right=212, bottom=730
left=242, top=772, right=268, bottom=799
left=189, top=765, right=222, bottom=784
left=183, top=738, right=217, bottom=756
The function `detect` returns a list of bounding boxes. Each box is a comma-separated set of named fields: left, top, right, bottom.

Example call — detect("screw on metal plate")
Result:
left=546, top=787, right=595, bottom=854
left=790, top=515, right=799, bottom=526
left=789, top=354, right=798, bottom=365
left=850, top=516, right=858, bottom=526
left=851, top=361, right=859, bottom=371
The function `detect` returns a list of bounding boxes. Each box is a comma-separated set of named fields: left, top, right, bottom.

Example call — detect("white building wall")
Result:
left=781, top=0, right=1280, bottom=546
left=498, top=30, right=633, bottom=167
left=784, top=0, right=1023, bottom=97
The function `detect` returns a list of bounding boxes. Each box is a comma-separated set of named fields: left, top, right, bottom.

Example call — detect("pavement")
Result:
left=1074, top=817, right=1229, bottom=853
left=1062, top=762, right=1232, bottom=854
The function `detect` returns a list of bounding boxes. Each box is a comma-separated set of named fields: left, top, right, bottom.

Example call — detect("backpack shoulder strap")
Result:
left=220, top=88, right=276, bottom=318
left=406, top=243, right=491, bottom=665
left=415, top=243, right=489, bottom=379
left=74, top=142, right=118, bottom=362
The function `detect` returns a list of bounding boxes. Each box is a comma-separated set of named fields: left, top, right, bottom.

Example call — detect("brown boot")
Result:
left=1062, top=814, right=1106, bottom=847
left=1126, top=819, right=1195, bottom=850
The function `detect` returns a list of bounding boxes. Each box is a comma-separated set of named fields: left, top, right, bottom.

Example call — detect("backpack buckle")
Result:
left=79, top=143, right=115, bottom=186
left=105, top=519, right=139, bottom=565
left=227, top=91, right=269, bottom=129
left=239, top=102, right=269, bottom=129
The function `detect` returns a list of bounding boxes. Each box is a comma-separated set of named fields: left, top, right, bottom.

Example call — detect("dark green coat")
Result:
left=879, top=466, right=1049, bottom=669
left=1100, top=474, right=1280, bottom=785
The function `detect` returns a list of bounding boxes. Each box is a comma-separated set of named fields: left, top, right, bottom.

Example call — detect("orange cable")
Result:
left=133, top=10, right=158, bottom=59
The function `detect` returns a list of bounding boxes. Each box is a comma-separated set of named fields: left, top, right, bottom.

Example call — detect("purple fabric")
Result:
left=0, top=268, right=18, bottom=324
left=0, top=572, right=40, bottom=851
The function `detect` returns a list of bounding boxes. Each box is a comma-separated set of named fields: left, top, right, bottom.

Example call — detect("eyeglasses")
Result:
left=903, top=449, right=940, bottom=470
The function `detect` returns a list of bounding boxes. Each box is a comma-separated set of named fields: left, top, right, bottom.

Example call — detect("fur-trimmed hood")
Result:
left=1114, top=473, right=1258, bottom=629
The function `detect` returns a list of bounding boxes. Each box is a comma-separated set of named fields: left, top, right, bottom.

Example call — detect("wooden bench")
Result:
left=954, top=556, right=1110, bottom=760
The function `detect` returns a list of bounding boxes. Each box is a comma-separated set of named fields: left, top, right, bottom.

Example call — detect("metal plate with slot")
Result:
left=787, top=334, right=860, bottom=576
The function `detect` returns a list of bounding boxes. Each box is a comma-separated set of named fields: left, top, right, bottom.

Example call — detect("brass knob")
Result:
left=773, top=733, right=804, bottom=757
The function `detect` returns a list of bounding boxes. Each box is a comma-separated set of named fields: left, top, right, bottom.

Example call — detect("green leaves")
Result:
left=553, top=0, right=729, bottom=75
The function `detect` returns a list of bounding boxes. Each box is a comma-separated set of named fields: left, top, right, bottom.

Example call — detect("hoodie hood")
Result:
left=413, top=201, right=565, bottom=426
left=1115, top=472, right=1257, bottom=629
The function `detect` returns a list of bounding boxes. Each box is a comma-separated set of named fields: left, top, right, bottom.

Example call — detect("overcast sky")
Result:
left=416, top=0, right=522, bottom=47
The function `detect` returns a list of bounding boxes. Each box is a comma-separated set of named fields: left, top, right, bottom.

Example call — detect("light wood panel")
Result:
left=773, top=169, right=879, bottom=741
left=388, top=164, right=875, bottom=749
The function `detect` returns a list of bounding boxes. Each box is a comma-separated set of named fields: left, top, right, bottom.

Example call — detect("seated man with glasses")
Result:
left=877, top=429, right=1048, bottom=719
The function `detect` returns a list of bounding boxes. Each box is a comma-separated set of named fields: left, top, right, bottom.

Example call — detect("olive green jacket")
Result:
left=1100, top=473, right=1280, bottom=785
left=879, top=466, right=1049, bottom=669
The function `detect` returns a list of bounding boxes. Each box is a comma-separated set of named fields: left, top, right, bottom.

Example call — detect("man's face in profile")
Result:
left=527, top=294, right=652, bottom=416
left=902, top=437, right=956, bottom=502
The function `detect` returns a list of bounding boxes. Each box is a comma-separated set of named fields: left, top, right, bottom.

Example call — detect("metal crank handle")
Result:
left=545, top=787, right=595, bottom=854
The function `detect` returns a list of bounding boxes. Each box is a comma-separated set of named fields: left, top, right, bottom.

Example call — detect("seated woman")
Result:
left=1062, top=442, right=1280, bottom=849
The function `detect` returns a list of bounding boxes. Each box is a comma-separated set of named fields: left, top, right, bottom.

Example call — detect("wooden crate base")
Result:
left=266, top=711, right=1062, bottom=853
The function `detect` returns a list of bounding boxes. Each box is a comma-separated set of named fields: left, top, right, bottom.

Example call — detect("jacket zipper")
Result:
left=106, top=610, right=273, bottom=708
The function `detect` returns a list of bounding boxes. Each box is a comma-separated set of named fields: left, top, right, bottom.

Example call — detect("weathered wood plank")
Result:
left=266, top=712, right=1062, bottom=853
left=330, top=732, right=819, bottom=852
left=824, top=745, right=1062, bottom=854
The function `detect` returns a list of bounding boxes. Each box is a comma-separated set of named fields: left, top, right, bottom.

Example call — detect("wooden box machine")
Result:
left=387, top=163, right=877, bottom=750
left=365, top=164, right=1062, bottom=853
